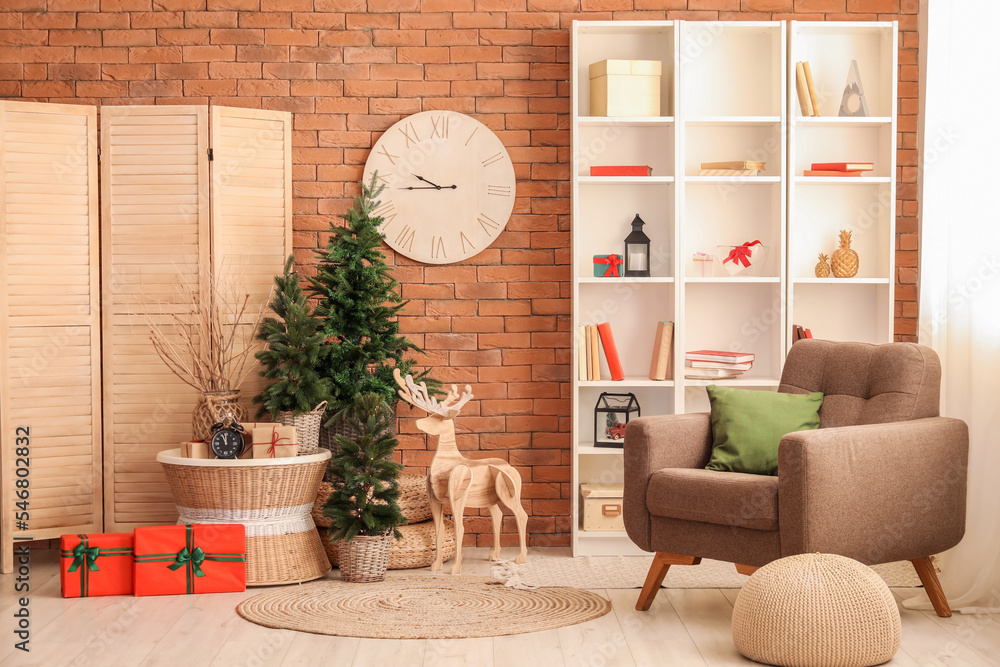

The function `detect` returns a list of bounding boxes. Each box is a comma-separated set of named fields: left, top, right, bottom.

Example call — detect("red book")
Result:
left=803, top=170, right=863, bottom=177
left=809, top=162, right=874, bottom=171
left=590, top=165, right=652, bottom=177
left=596, top=322, right=625, bottom=381
left=60, top=533, right=134, bottom=598
left=134, top=524, right=246, bottom=596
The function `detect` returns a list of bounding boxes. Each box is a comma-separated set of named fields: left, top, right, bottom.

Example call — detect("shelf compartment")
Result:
left=792, top=124, right=894, bottom=179
left=789, top=282, right=891, bottom=344
left=576, top=123, right=674, bottom=179
left=578, top=443, right=626, bottom=456
left=574, top=183, right=674, bottom=279
left=577, top=386, right=675, bottom=449
left=578, top=176, right=674, bottom=185
left=789, top=183, right=891, bottom=280
left=684, top=123, right=784, bottom=177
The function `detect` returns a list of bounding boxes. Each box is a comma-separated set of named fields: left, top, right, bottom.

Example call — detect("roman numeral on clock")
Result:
left=370, top=171, right=391, bottom=186
left=477, top=213, right=499, bottom=236
left=398, top=122, right=420, bottom=148
left=482, top=152, right=504, bottom=167
left=377, top=146, right=399, bottom=165
left=372, top=201, right=396, bottom=228
left=460, top=232, right=476, bottom=254
left=431, top=236, right=447, bottom=260
left=395, top=224, right=416, bottom=253
left=487, top=185, right=511, bottom=197
left=431, top=115, right=449, bottom=139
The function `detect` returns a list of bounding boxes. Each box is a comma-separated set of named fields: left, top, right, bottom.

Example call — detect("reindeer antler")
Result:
left=393, top=369, right=472, bottom=419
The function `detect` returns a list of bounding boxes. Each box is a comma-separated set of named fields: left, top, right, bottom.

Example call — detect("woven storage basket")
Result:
left=156, top=449, right=332, bottom=586
left=338, top=533, right=393, bottom=583
left=279, top=401, right=327, bottom=456
left=732, top=553, right=901, bottom=667
left=312, top=470, right=430, bottom=527
left=192, top=390, right=247, bottom=442
left=320, top=518, right=457, bottom=570
left=318, top=400, right=398, bottom=456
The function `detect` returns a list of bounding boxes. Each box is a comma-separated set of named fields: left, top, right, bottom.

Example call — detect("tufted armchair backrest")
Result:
left=778, top=340, right=941, bottom=428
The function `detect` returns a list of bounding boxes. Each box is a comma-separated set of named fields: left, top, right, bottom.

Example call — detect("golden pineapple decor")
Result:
left=831, top=230, right=859, bottom=278
left=814, top=253, right=831, bottom=278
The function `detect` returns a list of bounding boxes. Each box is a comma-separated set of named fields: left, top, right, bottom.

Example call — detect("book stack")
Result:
left=698, top=161, right=765, bottom=177
left=792, top=324, right=814, bottom=343
left=795, top=61, right=821, bottom=116
left=578, top=322, right=625, bottom=382
left=803, top=162, right=874, bottom=177
left=684, top=350, right=754, bottom=380
left=590, top=165, right=653, bottom=177
left=647, top=321, right=674, bottom=381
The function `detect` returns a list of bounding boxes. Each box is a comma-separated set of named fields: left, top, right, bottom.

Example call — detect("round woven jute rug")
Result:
left=236, top=575, right=611, bottom=639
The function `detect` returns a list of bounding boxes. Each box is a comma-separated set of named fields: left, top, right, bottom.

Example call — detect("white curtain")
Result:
left=908, top=0, right=1000, bottom=613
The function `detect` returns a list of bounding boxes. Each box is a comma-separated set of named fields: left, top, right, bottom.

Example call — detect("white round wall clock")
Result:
left=363, top=110, right=516, bottom=264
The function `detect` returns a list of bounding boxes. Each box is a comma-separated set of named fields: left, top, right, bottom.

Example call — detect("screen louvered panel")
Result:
left=211, top=106, right=292, bottom=411
left=101, top=105, right=210, bottom=532
left=0, top=101, right=102, bottom=573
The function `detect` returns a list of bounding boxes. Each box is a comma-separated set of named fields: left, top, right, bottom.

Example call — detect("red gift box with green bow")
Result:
left=133, top=524, right=246, bottom=596
left=60, top=533, right=134, bottom=598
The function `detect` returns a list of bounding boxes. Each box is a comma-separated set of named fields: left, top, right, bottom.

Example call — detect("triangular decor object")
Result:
left=839, top=59, right=871, bottom=117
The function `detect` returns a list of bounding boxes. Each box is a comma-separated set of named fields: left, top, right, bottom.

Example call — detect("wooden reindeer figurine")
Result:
left=394, top=370, right=528, bottom=574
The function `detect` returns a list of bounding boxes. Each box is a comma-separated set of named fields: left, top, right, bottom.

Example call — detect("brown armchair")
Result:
left=623, top=340, right=968, bottom=617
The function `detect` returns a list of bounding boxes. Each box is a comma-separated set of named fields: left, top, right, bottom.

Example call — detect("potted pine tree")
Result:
left=309, top=173, right=435, bottom=448
left=254, top=255, right=331, bottom=454
left=324, top=392, right=405, bottom=582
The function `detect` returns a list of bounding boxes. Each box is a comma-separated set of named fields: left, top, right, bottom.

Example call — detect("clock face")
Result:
left=210, top=428, right=245, bottom=459
left=363, top=110, right=516, bottom=264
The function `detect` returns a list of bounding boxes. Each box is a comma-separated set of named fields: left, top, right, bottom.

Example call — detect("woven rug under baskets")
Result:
left=321, top=518, right=458, bottom=571
left=236, top=576, right=611, bottom=639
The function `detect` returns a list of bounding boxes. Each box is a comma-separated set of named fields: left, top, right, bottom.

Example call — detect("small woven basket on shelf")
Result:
left=338, top=533, right=393, bottom=583
left=278, top=401, right=327, bottom=456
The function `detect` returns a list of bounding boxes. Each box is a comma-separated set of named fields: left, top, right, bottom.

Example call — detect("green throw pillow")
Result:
left=705, top=386, right=823, bottom=476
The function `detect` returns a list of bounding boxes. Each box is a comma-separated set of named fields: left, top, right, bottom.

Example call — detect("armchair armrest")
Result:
left=623, top=414, right=714, bottom=551
left=778, top=417, right=968, bottom=563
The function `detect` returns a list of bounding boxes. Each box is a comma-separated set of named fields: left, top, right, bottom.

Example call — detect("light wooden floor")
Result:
left=2, top=546, right=999, bottom=666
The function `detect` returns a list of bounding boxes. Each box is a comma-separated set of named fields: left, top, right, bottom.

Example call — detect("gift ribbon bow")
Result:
left=134, top=525, right=246, bottom=595
left=169, top=546, right=207, bottom=577
left=60, top=534, right=133, bottom=597
left=722, top=240, right=762, bottom=268
left=265, top=426, right=293, bottom=458
left=595, top=254, right=623, bottom=277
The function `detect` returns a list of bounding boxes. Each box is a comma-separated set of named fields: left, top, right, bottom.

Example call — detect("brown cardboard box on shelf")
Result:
left=580, top=483, right=626, bottom=531
left=588, top=59, right=662, bottom=117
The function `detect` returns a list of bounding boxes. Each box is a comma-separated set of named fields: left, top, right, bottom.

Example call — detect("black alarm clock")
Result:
left=209, top=414, right=246, bottom=459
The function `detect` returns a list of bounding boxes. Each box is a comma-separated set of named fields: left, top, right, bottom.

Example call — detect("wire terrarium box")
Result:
left=594, top=392, right=641, bottom=448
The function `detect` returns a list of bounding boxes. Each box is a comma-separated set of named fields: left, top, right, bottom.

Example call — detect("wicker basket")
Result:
left=338, top=533, right=393, bottom=583
left=156, top=448, right=332, bottom=586
left=320, top=518, right=457, bottom=571
left=312, top=470, right=430, bottom=528
left=192, top=390, right=247, bottom=442
left=318, top=400, right=398, bottom=458
left=279, top=401, right=327, bottom=456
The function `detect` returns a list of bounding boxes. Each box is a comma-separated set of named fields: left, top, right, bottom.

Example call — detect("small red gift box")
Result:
left=133, top=524, right=246, bottom=596
left=59, top=533, right=134, bottom=598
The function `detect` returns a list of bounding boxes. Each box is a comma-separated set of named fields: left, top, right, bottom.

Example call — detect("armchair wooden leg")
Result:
left=636, top=552, right=701, bottom=611
left=911, top=556, right=952, bottom=618
left=735, top=563, right=759, bottom=576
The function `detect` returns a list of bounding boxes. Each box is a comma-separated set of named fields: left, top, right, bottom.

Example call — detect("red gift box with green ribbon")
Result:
left=133, top=524, right=246, bottom=596
left=59, top=533, right=134, bottom=598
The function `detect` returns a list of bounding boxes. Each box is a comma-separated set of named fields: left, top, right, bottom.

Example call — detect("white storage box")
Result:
left=580, top=483, right=625, bottom=531
left=589, top=59, right=662, bottom=117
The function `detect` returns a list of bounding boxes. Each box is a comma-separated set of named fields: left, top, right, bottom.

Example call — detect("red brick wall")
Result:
left=0, top=1, right=919, bottom=548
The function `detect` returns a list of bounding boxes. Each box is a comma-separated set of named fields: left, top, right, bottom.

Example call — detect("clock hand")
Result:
left=414, top=175, right=442, bottom=189
left=403, top=185, right=459, bottom=190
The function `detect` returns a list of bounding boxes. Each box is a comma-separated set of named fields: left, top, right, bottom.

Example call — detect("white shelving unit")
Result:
left=570, top=20, right=896, bottom=557
left=787, top=21, right=897, bottom=344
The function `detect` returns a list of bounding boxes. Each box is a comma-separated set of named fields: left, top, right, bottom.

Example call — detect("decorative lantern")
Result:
left=594, top=392, right=641, bottom=448
left=624, top=214, right=651, bottom=277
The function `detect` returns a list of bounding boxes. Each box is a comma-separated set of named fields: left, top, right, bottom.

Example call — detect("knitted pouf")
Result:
left=732, top=553, right=901, bottom=667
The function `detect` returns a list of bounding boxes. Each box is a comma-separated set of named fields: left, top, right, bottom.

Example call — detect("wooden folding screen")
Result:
left=100, top=106, right=211, bottom=532
left=101, top=106, right=291, bottom=532
left=0, top=101, right=103, bottom=572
